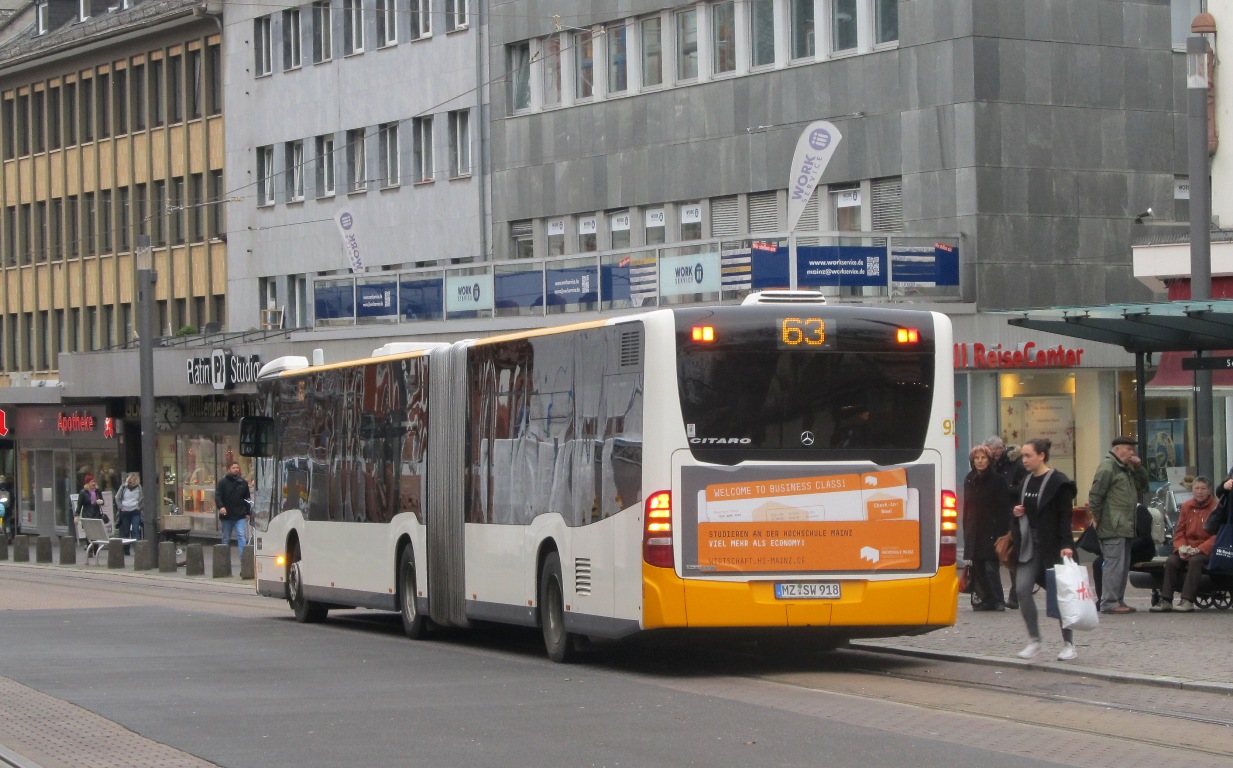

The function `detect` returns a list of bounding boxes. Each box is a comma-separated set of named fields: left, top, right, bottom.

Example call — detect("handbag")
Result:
left=995, top=531, right=1016, bottom=566
left=1208, top=517, right=1233, bottom=574
left=1076, top=523, right=1101, bottom=555
left=959, top=563, right=973, bottom=594
left=1052, top=556, right=1099, bottom=630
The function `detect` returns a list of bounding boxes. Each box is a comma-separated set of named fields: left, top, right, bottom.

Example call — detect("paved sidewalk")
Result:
left=855, top=569, right=1233, bottom=693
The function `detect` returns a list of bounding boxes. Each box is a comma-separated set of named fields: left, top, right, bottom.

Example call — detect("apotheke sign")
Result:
left=187, top=350, right=263, bottom=390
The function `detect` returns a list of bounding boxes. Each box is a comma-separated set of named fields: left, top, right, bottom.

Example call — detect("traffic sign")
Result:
left=1180, top=355, right=1233, bottom=370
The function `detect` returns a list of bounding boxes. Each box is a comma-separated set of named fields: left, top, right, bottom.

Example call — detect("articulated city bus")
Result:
left=241, top=292, right=958, bottom=661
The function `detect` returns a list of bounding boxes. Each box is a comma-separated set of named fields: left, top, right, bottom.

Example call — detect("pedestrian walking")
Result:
left=216, top=461, right=251, bottom=557
left=75, top=475, right=107, bottom=523
left=1010, top=438, right=1080, bottom=662
left=114, top=473, right=144, bottom=553
left=1088, top=436, right=1149, bottom=614
left=963, top=444, right=1011, bottom=611
left=986, top=436, right=1026, bottom=609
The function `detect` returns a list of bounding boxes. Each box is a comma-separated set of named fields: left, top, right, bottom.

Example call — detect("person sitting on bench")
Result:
left=1151, top=477, right=1218, bottom=613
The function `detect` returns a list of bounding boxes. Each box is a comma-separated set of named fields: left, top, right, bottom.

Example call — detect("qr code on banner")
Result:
left=866, top=256, right=881, bottom=276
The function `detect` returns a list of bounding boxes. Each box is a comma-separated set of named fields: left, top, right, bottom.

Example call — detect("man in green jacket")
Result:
left=1088, top=436, right=1150, bottom=614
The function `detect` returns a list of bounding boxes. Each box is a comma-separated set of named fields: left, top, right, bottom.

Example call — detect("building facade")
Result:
left=223, top=0, right=486, bottom=331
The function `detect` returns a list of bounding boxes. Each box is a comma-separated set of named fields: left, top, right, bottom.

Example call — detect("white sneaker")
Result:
left=1057, top=642, right=1077, bottom=661
left=1017, top=640, right=1041, bottom=659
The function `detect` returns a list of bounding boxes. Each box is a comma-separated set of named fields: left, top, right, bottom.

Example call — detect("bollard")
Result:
left=59, top=536, right=77, bottom=565
left=134, top=540, right=156, bottom=571
left=13, top=535, right=30, bottom=562
left=158, top=541, right=177, bottom=573
left=212, top=544, right=232, bottom=578
left=0, top=535, right=7, bottom=561
left=185, top=544, right=204, bottom=576
left=36, top=536, right=53, bottom=563
left=107, top=538, right=125, bottom=569
left=240, top=545, right=255, bottom=580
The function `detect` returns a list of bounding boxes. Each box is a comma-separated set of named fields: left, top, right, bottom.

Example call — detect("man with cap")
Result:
left=1087, top=437, right=1149, bottom=614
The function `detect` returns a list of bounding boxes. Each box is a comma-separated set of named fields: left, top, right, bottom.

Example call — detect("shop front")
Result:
left=952, top=315, right=1137, bottom=506
left=3, top=404, right=125, bottom=537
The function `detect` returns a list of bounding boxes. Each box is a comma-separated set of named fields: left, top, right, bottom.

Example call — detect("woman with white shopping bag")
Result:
left=1010, top=438, right=1081, bottom=662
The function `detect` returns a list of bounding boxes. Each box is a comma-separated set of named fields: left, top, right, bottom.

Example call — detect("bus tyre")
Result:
left=399, top=548, right=428, bottom=640
left=288, top=560, right=328, bottom=623
left=539, top=552, right=576, bottom=663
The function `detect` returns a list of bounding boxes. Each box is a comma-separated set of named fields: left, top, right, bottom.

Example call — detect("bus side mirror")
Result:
left=239, top=417, right=274, bottom=457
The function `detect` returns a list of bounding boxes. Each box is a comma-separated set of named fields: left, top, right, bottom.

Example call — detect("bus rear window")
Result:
left=676, top=309, right=935, bottom=464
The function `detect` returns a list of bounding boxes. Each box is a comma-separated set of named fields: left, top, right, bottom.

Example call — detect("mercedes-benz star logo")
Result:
left=801, top=431, right=815, bottom=446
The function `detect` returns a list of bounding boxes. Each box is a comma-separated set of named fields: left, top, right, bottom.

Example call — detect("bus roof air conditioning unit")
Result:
left=741, top=290, right=828, bottom=305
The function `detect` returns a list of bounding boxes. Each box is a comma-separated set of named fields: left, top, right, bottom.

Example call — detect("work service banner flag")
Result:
left=786, top=121, right=843, bottom=232
left=335, top=209, right=365, bottom=273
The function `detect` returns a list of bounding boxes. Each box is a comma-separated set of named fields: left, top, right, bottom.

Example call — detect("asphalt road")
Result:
left=2, top=566, right=1230, bottom=768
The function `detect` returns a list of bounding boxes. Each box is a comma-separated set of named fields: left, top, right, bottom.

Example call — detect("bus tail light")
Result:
left=691, top=326, right=715, bottom=342
left=939, top=490, right=958, bottom=567
left=643, top=491, right=674, bottom=568
left=896, top=327, right=920, bottom=344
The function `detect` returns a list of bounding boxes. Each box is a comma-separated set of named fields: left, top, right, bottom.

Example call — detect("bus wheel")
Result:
left=288, top=560, right=328, bottom=623
left=398, top=548, right=428, bottom=640
left=539, top=552, right=576, bottom=663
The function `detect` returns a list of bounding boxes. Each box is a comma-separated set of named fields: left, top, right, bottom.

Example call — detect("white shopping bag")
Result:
left=1055, top=556, right=1099, bottom=631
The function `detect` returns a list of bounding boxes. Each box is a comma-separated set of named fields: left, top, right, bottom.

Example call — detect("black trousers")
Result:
left=972, top=557, right=1005, bottom=607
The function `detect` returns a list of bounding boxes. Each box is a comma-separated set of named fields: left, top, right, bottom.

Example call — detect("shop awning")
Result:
left=1004, top=300, right=1233, bottom=354
left=1146, top=350, right=1233, bottom=387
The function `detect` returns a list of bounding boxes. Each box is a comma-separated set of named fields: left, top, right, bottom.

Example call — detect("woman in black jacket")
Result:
left=1010, top=437, right=1078, bottom=662
left=963, top=444, right=1011, bottom=611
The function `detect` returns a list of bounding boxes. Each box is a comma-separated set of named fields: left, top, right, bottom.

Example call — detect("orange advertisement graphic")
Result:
left=696, top=469, right=920, bottom=571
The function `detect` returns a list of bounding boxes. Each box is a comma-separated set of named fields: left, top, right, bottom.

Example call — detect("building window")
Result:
left=346, top=128, right=366, bottom=192
left=791, top=0, right=815, bottom=59
left=117, top=187, right=130, bottom=250
left=150, top=59, right=164, bottom=126
left=209, top=170, right=225, bottom=236
left=255, top=16, right=273, bottom=75
left=186, top=50, right=202, bottom=120
left=642, top=17, right=663, bottom=87
left=609, top=211, right=631, bottom=249
left=206, top=45, right=222, bottom=115
left=167, top=55, right=182, bottom=124
left=412, top=116, right=433, bottom=183
left=575, top=31, right=594, bottom=100
left=831, top=184, right=861, bottom=231
left=750, top=0, right=775, bottom=68
left=48, top=87, right=61, bottom=150
left=832, top=0, right=858, bottom=53
left=15, top=94, right=28, bottom=155
left=80, top=80, right=93, bottom=142
left=258, top=145, right=275, bottom=205
left=578, top=216, right=597, bottom=252
left=189, top=174, right=204, bottom=241
left=680, top=201, right=702, bottom=240
left=19, top=203, right=30, bottom=263
left=285, top=8, right=303, bottom=69
left=1172, top=0, right=1203, bottom=51
left=378, top=122, right=399, bottom=186
left=445, top=0, right=468, bottom=31
left=645, top=207, right=666, bottom=245
left=542, top=35, right=562, bottom=106
left=131, top=64, right=146, bottom=130
left=413, top=0, right=431, bottom=39
left=448, top=109, right=470, bottom=177
left=547, top=218, right=565, bottom=256
left=64, top=83, right=76, bottom=144
left=676, top=9, right=699, bottom=81
left=510, top=220, right=533, bottom=258
left=313, top=1, right=333, bottom=63
left=97, top=73, right=111, bottom=139
left=343, top=0, right=364, bottom=55
left=36, top=0, right=48, bottom=34
left=607, top=23, right=628, bottom=93
left=83, top=193, right=95, bottom=255
left=152, top=181, right=166, bottom=245
left=33, top=201, right=45, bottom=262
left=712, top=1, right=736, bottom=74
left=66, top=196, right=78, bottom=257
left=50, top=198, right=62, bottom=259
left=114, top=70, right=128, bottom=133
left=2, top=100, right=13, bottom=159
left=100, top=190, right=113, bottom=252
left=376, top=0, right=396, bottom=47
left=286, top=140, right=305, bottom=200
left=32, top=91, right=44, bottom=153
left=316, top=134, right=336, bottom=196
left=875, top=0, right=898, bottom=44
left=170, top=177, right=185, bottom=244
left=509, top=42, right=531, bottom=111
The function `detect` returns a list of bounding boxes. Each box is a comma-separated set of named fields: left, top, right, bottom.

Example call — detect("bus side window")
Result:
left=239, top=417, right=275, bottom=457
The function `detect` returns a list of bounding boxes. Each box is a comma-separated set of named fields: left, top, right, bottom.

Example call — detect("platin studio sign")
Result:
left=187, top=350, right=263, bottom=390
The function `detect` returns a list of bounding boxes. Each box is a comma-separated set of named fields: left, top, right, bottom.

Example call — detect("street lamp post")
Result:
left=1187, top=33, right=1214, bottom=481
left=136, top=235, right=161, bottom=543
